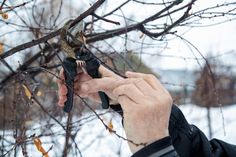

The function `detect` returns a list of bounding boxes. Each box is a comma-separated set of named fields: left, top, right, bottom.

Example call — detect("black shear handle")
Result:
left=85, top=58, right=110, bottom=109
left=63, top=57, right=77, bottom=113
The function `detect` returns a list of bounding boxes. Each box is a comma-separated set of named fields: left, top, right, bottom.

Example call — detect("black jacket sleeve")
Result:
left=131, top=136, right=179, bottom=157
left=111, top=105, right=236, bottom=157
left=169, top=105, right=236, bottom=157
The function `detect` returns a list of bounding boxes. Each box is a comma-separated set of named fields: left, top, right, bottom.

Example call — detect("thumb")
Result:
left=99, top=65, right=120, bottom=78
left=80, top=77, right=118, bottom=94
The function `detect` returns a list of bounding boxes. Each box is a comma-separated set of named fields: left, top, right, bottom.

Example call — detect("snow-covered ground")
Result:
left=179, top=104, right=236, bottom=144
left=70, top=104, right=236, bottom=157
left=1, top=104, right=236, bottom=157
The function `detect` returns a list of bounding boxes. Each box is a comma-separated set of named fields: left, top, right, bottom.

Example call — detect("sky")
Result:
left=2, top=0, right=236, bottom=72
left=91, top=0, right=236, bottom=70
left=157, top=19, right=236, bottom=70
left=148, top=1, right=234, bottom=70
left=139, top=0, right=236, bottom=70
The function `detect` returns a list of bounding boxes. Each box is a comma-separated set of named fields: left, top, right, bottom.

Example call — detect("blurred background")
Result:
left=0, top=0, right=236, bottom=156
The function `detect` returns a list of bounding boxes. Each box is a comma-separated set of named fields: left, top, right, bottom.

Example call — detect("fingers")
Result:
left=117, top=95, right=136, bottom=112
left=125, top=71, right=160, bottom=90
left=112, top=78, right=155, bottom=111
left=113, top=83, right=144, bottom=104
left=59, top=64, right=120, bottom=94
left=126, top=71, right=172, bottom=102
left=99, top=65, right=121, bottom=79
left=112, top=77, right=154, bottom=96
left=56, top=63, right=122, bottom=109
left=57, top=68, right=65, bottom=84
left=57, top=65, right=121, bottom=107
left=74, top=72, right=92, bottom=82
left=57, top=69, right=66, bottom=107
left=58, top=84, right=68, bottom=95
left=58, top=95, right=67, bottom=107
left=57, top=68, right=90, bottom=106
left=112, top=71, right=171, bottom=111
left=132, top=78, right=154, bottom=94
left=77, top=77, right=119, bottom=94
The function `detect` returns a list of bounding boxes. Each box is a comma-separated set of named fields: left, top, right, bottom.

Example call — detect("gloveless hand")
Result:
left=57, top=67, right=172, bottom=153
left=112, top=71, right=172, bottom=153
left=57, top=65, right=122, bottom=107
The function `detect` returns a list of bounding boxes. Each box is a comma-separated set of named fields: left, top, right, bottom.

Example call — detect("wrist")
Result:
left=131, top=136, right=177, bottom=157
left=129, top=130, right=169, bottom=153
left=150, top=129, right=169, bottom=143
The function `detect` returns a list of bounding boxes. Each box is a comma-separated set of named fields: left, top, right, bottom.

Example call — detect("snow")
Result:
left=1, top=104, right=236, bottom=156
left=179, top=104, right=236, bottom=144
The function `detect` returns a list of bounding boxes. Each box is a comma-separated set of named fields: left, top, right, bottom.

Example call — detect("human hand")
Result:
left=57, top=65, right=122, bottom=107
left=112, top=71, right=173, bottom=153
left=57, top=66, right=173, bottom=154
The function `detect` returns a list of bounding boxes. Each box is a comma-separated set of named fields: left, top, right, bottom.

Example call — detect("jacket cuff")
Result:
left=131, top=136, right=178, bottom=157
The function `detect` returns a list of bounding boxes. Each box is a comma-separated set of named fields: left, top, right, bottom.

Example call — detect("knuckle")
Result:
left=117, top=95, right=126, bottom=103
left=145, top=99, right=153, bottom=106
left=112, top=88, right=119, bottom=96
left=113, top=86, right=124, bottom=96
left=118, top=95, right=125, bottom=100
left=150, top=90, right=172, bottom=105
left=124, top=84, right=132, bottom=91
left=80, top=84, right=88, bottom=93
left=134, top=78, right=144, bottom=83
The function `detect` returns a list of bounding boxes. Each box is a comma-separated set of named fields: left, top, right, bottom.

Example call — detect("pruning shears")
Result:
left=60, top=20, right=109, bottom=113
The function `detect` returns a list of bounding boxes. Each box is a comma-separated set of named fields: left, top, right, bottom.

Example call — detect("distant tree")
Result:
left=192, top=61, right=236, bottom=107
left=191, top=59, right=236, bottom=138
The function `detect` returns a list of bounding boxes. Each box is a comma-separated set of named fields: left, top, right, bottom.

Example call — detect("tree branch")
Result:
left=0, top=0, right=105, bottom=59
left=86, top=0, right=187, bottom=42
